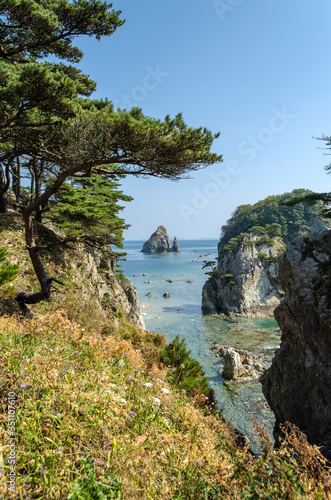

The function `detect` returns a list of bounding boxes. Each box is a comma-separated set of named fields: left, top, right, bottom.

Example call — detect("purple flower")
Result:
left=20, top=383, right=27, bottom=388
left=93, top=458, right=104, bottom=467
left=129, top=411, right=137, bottom=419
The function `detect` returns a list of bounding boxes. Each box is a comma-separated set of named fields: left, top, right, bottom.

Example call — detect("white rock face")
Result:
left=77, top=242, right=145, bottom=329
left=202, top=235, right=284, bottom=317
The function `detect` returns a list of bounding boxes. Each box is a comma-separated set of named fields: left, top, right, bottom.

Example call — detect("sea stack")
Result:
left=141, top=226, right=180, bottom=253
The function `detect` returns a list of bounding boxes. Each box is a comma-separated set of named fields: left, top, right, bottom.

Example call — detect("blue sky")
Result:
left=76, top=0, right=331, bottom=240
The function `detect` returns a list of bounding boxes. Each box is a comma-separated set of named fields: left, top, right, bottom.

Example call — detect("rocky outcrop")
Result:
left=261, top=230, right=331, bottom=460
left=38, top=219, right=145, bottom=329
left=171, top=236, right=180, bottom=253
left=75, top=242, right=145, bottom=329
left=141, top=226, right=180, bottom=253
left=202, top=235, right=284, bottom=317
left=212, top=344, right=265, bottom=381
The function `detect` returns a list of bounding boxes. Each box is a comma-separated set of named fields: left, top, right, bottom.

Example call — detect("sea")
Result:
left=118, top=239, right=280, bottom=444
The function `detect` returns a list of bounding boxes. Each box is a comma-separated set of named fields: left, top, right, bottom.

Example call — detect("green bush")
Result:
left=160, top=336, right=213, bottom=400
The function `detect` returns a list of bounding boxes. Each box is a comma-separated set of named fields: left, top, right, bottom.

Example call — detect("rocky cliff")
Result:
left=0, top=213, right=145, bottom=328
left=202, top=234, right=284, bottom=317
left=76, top=242, right=145, bottom=329
left=141, top=226, right=180, bottom=253
left=261, top=229, right=331, bottom=460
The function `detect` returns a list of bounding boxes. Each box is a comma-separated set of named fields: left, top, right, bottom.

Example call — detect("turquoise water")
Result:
left=119, top=240, right=280, bottom=442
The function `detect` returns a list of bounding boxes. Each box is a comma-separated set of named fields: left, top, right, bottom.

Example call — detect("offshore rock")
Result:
left=261, top=230, right=331, bottom=460
left=141, top=226, right=180, bottom=254
left=171, top=236, right=180, bottom=253
left=202, top=235, right=284, bottom=317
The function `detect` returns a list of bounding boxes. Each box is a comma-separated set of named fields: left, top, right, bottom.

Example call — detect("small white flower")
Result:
left=118, top=359, right=125, bottom=368
left=144, top=382, right=153, bottom=388
left=151, top=397, right=161, bottom=406
left=161, top=388, right=170, bottom=395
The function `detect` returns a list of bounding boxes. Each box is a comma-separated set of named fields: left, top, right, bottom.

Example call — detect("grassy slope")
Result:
left=0, top=213, right=331, bottom=499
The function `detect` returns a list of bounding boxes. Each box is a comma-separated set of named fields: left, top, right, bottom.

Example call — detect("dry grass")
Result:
left=1, top=212, right=331, bottom=498
left=0, top=310, right=329, bottom=499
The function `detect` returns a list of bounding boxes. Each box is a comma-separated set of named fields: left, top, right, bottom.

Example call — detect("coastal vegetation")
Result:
left=220, top=189, right=324, bottom=249
left=1, top=217, right=331, bottom=498
left=1, top=2, right=331, bottom=498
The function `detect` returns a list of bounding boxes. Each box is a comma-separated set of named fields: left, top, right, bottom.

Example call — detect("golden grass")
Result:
left=0, top=310, right=330, bottom=499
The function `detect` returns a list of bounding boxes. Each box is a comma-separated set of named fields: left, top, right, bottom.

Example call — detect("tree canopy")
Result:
left=220, top=189, right=324, bottom=248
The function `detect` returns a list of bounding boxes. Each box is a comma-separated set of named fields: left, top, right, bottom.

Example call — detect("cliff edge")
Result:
left=202, top=234, right=284, bottom=317
left=261, top=229, right=331, bottom=460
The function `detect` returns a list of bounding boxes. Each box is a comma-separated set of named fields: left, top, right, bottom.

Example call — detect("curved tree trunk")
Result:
left=15, top=208, right=52, bottom=310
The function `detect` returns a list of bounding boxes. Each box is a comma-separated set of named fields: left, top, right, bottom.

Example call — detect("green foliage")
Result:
left=0, top=0, right=123, bottom=133
left=257, top=252, right=275, bottom=262
left=220, top=189, right=323, bottom=248
left=160, top=335, right=212, bottom=399
left=249, top=225, right=266, bottom=235
left=0, top=247, right=18, bottom=286
left=220, top=274, right=235, bottom=279
left=48, top=172, right=132, bottom=248
left=67, top=457, right=123, bottom=499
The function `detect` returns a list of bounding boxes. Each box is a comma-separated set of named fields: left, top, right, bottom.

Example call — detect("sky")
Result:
left=75, top=0, right=331, bottom=240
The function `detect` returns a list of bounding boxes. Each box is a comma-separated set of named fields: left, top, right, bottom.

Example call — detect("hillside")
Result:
left=0, top=213, right=330, bottom=498
left=219, top=189, right=326, bottom=250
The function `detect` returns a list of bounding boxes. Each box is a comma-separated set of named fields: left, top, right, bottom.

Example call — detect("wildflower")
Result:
left=172, top=367, right=176, bottom=372
left=54, top=446, right=64, bottom=455
left=196, top=460, right=202, bottom=468
left=161, top=388, right=170, bottom=395
left=20, top=383, right=26, bottom=388
left=129, top=411, right=137, bottom=419
left=38, top=465, right=48, bottom=475
left=118, top=359, right=125, bottom=368
left=56, top=413, right=62, bottom=419
left=181, top=389, right=186, bottom=394
left=180, top=363, right=185, bottom=369
left=93, top=458, right=104, bottom=467
left=125, top=416, right=133, bottom=427
left=151, top=397, right=161, bottom=406
left=144, top=382, right=153, bottom=388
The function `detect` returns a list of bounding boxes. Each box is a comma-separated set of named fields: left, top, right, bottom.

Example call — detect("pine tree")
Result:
left=0, top=247, right=18, bottom=287
left=48, top=172, right=132, bottom=248
left=160, top=336, right=212, bottom=399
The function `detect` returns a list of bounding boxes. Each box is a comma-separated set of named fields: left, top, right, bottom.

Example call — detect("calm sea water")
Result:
left=118, top=240, right=280, bottom=442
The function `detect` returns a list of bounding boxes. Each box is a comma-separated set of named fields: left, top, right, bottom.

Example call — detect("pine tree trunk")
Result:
left=15, top=209, right=52, bottom=308
left=12, top=157, right=21, bottom=203
left=0, top=164, right=8, bottom=213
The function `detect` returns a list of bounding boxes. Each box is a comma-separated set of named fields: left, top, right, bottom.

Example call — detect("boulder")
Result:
left=222, top=348, right=246, bottom=380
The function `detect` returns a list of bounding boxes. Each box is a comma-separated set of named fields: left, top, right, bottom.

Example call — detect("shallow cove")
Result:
left=119, top=240, right=280, bottom=442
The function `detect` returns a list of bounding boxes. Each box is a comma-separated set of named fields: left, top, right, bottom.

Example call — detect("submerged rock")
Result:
left=261, top=229, right=331, bottom=460
left=141, top=226, right=180, bottom=254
